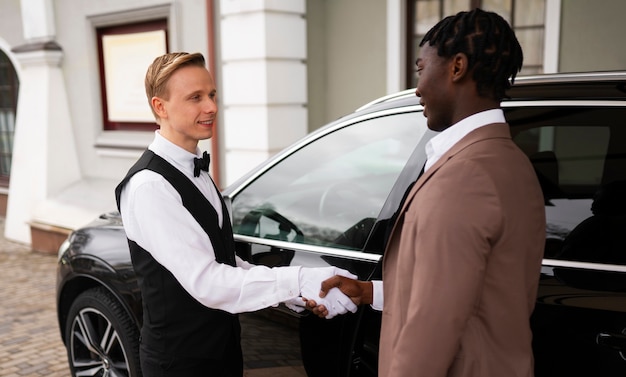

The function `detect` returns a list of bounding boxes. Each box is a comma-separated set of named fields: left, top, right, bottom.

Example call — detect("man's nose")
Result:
left=205, top=99, right=217, bottom=112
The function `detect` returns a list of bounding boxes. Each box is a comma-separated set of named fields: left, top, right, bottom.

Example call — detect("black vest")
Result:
left=114, top=150, right=240, bottom=359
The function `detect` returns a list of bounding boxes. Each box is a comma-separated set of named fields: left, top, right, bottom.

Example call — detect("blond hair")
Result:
left=144, top=52, right=207, bottom=121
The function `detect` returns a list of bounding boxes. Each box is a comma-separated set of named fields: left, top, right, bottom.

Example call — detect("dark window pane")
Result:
left=0, top=50, right=18, bottom=185
left=509, top=106, right=626, bottom=264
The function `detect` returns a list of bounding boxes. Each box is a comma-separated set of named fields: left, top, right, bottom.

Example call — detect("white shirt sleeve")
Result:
left=371, top=279, right=384, bottom=311
left=119, top=170, right=301, bottom=314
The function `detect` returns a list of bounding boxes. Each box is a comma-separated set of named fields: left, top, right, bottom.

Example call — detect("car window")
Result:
left=509, top=106, right=626, bottom=264
left=231, top=112, right=428, bottom=251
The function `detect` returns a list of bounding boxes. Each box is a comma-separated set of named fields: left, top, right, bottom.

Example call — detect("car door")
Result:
left=225, top=108, right=432, bottom=376
left=508, top=103, right=626, bottom=376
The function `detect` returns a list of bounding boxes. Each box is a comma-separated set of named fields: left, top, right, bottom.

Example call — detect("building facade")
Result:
left=0, top=0, right=624, bottom=250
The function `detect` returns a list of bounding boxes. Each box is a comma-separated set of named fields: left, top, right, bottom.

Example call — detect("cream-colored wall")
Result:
left=0, top=0, right=26, bottom=48
left=307, top=0, right=387, bottom=131
left=559, top=0, right=626, bottom=72
left=306, top=0, right=327, bottom=132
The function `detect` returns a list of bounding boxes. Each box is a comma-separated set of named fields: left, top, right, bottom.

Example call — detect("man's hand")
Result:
left=283, top=297, right=307, bottom=313
left=321, top=275, right=374, bottom=305
left=298, top=267, right=358, bottom=319
left=306, top=275, right=374, bottom=318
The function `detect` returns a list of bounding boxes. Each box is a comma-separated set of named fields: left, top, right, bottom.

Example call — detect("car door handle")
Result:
left=596, top=332, right=626, bottom=351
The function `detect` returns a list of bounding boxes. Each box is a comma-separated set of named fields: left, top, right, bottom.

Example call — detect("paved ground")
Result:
left=0, top=217, right=306, bottom=377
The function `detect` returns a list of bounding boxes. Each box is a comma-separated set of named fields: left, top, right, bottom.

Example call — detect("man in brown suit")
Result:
left=310, top=8, right=546, bottom=377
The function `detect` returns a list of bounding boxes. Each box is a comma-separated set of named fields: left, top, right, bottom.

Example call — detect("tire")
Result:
left=64, top=287, right=142, bottom=377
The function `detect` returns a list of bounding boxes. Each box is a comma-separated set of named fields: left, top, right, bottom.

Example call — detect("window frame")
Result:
left=406, top=0, right=547, bottom=88
left=96, top=19, right=168, bottom=132
left=0, top=49, right=19, bottom=187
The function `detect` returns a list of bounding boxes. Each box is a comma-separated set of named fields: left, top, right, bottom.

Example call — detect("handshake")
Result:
left=284, top=266, right=371, bottom=319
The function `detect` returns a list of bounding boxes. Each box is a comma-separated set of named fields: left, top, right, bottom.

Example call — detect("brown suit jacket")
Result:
left=379, top=123, right=546, bottom=377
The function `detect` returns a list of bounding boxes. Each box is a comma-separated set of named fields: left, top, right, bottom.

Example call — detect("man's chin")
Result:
left=426, top=122, right=445, bottom=132
left=199, top=130, right=213, bottom=140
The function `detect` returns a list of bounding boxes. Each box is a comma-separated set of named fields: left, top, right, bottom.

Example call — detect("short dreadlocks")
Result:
left=420, top=8, right=523, bottom=101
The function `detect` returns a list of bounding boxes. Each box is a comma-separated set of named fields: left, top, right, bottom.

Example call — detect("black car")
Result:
left=56, top=71, right=626, bottom=377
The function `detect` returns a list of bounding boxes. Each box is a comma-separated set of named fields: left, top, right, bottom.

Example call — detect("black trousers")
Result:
left=139, top=338, right=243, bottom=377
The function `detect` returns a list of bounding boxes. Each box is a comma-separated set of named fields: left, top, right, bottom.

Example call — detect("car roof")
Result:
left=356, top=71, right=626, bottom=115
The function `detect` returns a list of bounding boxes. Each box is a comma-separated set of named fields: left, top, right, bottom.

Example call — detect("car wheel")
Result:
left=64, top=287, right=141, bottom=377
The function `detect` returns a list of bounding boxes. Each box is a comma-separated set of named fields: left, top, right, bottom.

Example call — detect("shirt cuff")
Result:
left=370, top=280, right=384, bottom=311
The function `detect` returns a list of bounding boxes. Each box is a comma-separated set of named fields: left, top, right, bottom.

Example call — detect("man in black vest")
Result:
left=115, top=52, right=356, bottom=377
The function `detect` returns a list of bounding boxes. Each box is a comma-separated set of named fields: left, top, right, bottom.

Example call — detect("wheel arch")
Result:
left=57, top=274, right=141, bottom=345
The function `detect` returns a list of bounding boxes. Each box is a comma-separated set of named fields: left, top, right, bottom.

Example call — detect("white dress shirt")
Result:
left=371, top=109, right=506, bottom=310
left=119, top=131, right=300, bottom=314
left=424, top=109, right=506, bottom=172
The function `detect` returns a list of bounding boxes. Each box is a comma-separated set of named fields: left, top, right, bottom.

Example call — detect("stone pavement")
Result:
left=0, top=217, right=306, bottom=377
left=0, top=238, right=68, bottom=377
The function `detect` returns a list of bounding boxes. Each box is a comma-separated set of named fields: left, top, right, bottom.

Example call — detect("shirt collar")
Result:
left=424, top=109, right=505, bottom=172
left=149, top=131, right=202, bottom=176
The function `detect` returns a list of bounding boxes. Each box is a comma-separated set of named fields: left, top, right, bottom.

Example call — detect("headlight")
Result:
left=57, top=236, right=71, bottom=261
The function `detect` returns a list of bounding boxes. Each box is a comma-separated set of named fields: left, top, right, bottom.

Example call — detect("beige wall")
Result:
left=307, top=0, right=387, bottom=132
left=560, top=0, right=626, bottom=72
left=0, top=0, right=25, bottom=48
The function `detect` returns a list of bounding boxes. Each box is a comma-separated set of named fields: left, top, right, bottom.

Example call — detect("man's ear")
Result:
left=451, top=53, right=469, bottom=82
left=152, top=96, right=167, bottom=119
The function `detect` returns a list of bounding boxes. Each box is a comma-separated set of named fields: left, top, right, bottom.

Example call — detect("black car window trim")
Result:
left=233, top=234, right=382, bottom=263
left=365, top=123, right=435, bottom=254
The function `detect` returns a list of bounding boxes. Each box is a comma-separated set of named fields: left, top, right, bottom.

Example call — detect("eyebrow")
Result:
left=186, top=88, right=216, bottom=96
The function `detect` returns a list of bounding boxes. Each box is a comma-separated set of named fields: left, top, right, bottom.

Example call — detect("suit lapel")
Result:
left=383, top=122, right=511, bottom=262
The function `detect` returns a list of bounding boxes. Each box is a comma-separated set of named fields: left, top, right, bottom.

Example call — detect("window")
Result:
left=407, top=0, right=546, bottom=88
left=509, top=106, right=626, bottom=264
left=0, top=50, right=18, bottom=187
left=97, top=19, right=168, bottom=131
left=231, top=112, right=429, bottom=251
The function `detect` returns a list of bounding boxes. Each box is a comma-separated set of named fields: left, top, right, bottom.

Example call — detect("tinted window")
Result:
left=231, top=112, right=428, bottom=250
left=509, top=106, right=626, bottom=263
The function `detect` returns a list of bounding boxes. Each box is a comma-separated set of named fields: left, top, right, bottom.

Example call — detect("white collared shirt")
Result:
left=119, top=131, right=300, bottom=313
left=424, top=109, right=506, bottom=172
left=371, top=109, right=506, bottom=311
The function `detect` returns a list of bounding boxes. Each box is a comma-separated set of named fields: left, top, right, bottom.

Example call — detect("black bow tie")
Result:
left=193, top=151, right=210, bottom=177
